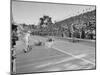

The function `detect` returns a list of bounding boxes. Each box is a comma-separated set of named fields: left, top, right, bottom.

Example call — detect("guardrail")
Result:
left=54, top=36, right=96, bottom=47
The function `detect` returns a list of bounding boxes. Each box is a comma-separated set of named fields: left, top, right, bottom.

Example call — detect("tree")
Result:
left=39, top=15, right=53, bottom=27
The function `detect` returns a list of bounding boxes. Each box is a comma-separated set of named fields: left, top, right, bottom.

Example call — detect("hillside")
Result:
left=53, top=9, right=96, bottom=39
left=54, top=9, right=96, bottom=28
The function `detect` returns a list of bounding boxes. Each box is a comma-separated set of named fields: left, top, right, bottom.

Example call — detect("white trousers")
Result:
left=25, top=35, right=30, bottom=51
left=45, top=41, right=54, bottom=48
left=13, top=59, right=16, bottom=73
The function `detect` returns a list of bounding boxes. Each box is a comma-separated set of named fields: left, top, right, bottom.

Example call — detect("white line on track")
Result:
left=35, top=54, right=86, bottom=68
left=52, top=46, right=95, bottom=66
left=17, top=49, right=87, bottom=69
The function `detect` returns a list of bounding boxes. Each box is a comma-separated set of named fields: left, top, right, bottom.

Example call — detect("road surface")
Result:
left=14, top=36, right=96, bottom=74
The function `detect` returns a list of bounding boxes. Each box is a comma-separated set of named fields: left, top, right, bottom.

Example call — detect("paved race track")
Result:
left=14, top=36, right=96, bottom=74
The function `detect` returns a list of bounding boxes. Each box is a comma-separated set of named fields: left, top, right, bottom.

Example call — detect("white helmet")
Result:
left=28, top=31, right=31, bottom=33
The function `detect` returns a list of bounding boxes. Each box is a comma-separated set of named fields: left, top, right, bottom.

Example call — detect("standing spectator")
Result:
left=81, top=27, right=85, bottom=39
left=12, top=28, right=18, bottom=48
left=11, top=48, right=16, bottom=74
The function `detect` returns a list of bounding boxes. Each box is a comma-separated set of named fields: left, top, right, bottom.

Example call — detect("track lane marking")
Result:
left=52, top=46, right=95, bottom=66
left=35, top=54, right=86, bottom=68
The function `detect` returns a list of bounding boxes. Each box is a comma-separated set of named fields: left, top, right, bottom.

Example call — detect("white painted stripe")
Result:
left=52, top=47, right=95, bottom=65
left=66, top=65, right=79, bottom=70
left=17, top=54, right=63, bottom=64
left=35, top=54, right=86, bottom=68
left=17, top=52, right=75, bottom=69
left=43, top=67, right=61, bottom=71
left=35, top=62, right=52, bottom=68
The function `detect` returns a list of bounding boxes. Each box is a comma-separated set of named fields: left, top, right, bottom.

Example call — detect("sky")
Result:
left=12, top=0, right=95, bottom=25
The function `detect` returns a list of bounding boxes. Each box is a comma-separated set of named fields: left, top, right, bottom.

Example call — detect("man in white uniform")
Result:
left=24, top=31, right=31, bottom=53
left=45, top=38, right=54, bottom=48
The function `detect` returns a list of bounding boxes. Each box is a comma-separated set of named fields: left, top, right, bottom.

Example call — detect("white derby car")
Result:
left=45, top=38, right=54, bottom=48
